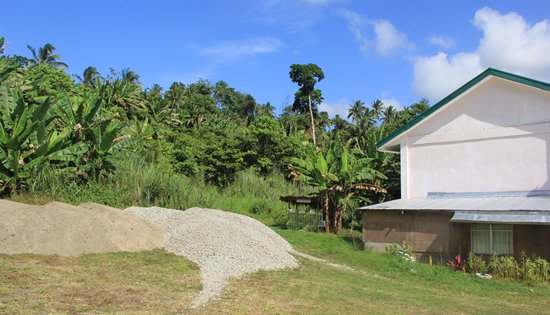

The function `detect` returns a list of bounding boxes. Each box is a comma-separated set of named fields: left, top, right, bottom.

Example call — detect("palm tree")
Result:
left=370, top=99, right=384, bottom=123
left=27, top=43, right=68, bottom=69
left=120, top=68, right=140, bottom=83
left=74, top=66, right=101, bottom=88
left=382, top=105, right=397, bottom=124
left=347, top=100, right=366, bottom=123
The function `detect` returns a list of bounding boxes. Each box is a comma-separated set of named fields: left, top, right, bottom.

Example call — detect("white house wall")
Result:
left=402, top=77, right=550, bottom=199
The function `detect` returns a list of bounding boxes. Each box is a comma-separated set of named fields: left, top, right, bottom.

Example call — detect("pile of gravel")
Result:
left=125, top=206, right=299, bottom=307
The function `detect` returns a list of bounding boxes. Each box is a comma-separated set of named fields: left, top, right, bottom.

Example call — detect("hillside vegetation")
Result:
left=0, top=38, right=432, bottom=230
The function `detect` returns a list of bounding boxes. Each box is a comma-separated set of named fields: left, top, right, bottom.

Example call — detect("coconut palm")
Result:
left=382, top=105, right=397, bottom=124
left=27, top=43, right=68, bottom=69
left=370, top=99, right=384, bottom=122
left=347, top=100, right=366, bottom=123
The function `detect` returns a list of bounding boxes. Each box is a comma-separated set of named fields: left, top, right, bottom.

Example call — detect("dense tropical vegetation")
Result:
left=0, top=37, right=431, bottom=231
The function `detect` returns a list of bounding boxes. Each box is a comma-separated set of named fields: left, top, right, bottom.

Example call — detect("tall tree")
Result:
left=347, top=100, right=366, bottom=123
left=370, top=99, right=384, bottom=123
left=381, top=105, right=397, bottom=124
left=27, top=43, right=68, bottom=69
left=289, top=63, right=324, bottom=147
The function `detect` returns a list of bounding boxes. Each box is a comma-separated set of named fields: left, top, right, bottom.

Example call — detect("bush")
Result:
left=463, top=252, right=550, bottom=285
left=488, top=255, right=519, bottom=280
left=385, top=242, right=415, bottom=262
left=519, top=252, right=550, bottom=285
left=467, top=253, right=488, bottom=274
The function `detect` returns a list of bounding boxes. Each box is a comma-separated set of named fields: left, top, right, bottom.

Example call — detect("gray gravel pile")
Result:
left=125, top=206, right=299, bottom=307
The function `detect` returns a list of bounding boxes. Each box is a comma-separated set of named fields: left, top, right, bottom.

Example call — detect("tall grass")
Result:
left=19, top=159, right=307, bottom=225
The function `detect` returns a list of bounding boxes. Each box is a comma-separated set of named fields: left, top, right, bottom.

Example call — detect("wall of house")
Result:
left=363, top=210, right=550, bottom=261
left=401, top=77, right=550, bottom=198
left=362, top=210, right=466, bottom=261
left=513, top=225, right=550, bottom=260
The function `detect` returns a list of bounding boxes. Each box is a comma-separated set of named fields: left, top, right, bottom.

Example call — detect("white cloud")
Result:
left=253, top=1, right=327, bottom=34
left=340, top=10, right=414, bottom=56
left=340, top=9, right=369, bottom=55
left=413, top=52, right=483, bottom=101
left=428, top=35, right=455, bottom=49
left=381, top=97, right=404, bottom=111
left=319, top=99, right=350, bottom=118
left=414, top=7, right=550, bottom=102
left=373, top=20, right=415, bottom=56
left=199, top=37, right=284, bottom=60
left=475, top=7, right=550, bottom=78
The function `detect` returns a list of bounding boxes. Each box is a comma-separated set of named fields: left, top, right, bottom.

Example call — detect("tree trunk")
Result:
left=335, top=204, right=346, bottom=234
left=308, top=94, right=317, bottom=147
left=322, top=192, right=330, bottom=233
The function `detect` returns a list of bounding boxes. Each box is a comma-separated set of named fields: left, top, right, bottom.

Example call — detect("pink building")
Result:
left=360, top=68, right=550, bottom=260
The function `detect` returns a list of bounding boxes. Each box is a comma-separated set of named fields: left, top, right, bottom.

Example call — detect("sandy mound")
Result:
left=127, top=206, right=299, bottom=307
left=0, top=200, right=165, bottom=256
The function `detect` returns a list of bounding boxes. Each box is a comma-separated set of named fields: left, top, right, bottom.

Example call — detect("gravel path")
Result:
left=125, top=207, right=299, bottom=307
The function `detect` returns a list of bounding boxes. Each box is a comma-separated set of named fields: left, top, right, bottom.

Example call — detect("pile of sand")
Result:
left=0, top=200, right=165, bottom=256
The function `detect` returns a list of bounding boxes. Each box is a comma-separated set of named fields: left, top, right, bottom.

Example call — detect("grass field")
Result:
left=1, top=229, right=549, bottom=314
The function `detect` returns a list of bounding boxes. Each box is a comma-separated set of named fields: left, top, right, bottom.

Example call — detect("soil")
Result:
left=0, top=200, right=165, bottom=256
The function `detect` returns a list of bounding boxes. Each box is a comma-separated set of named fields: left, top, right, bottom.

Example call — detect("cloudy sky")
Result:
left=2, top=0, right=549, bottom=117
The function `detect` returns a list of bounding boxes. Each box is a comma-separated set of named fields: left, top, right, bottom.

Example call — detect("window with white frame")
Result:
left=471, top=224, right=513, bottom=255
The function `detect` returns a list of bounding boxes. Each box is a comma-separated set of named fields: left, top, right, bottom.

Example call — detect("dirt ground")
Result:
left=0, top=200, right=165, bottom=256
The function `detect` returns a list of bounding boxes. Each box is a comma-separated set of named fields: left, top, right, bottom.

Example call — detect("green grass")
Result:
left=198, top=230, right=550, bottom=314
left=15, top=159, right=308, bottom=226
left=1, top=230, right=548, bottom=314
left=6, top=160, right=550, bottom=313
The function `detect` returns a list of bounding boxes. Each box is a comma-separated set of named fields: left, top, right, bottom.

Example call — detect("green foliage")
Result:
left=168, top=125, right=244, bottom=186
left=27, top=43, right=68, bottom=69
left=290, top=133, right=387, bottom=232
left=0, top=88, right=85, bottom=193
left=385, top=242, right=416, bottom=262
left=466, top=252, right=550, bottom=285
left=51, top=92, right=131, bottom=179
left=24, top=64, right=74, bottom=97
left=488, top=254, right=520, bottom=279
left=243, top=116, right=306, bottom=174
left=467, top=252, right=489, bottom=274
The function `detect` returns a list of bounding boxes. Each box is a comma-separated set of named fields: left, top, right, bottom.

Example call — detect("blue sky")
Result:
left=2, top=0, right=550, bottom=117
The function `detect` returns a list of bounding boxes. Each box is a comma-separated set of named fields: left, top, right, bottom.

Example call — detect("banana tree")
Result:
left=51, top=92, right=133, bottom=179
left=289, top=134, right=387, bottom=233
left=0, top=87, right=85, bottom=193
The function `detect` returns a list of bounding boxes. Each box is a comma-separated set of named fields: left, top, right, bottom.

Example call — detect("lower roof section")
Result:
left=451, top=211, right=550, bottom=225
left=359, top=193, right=550, bottom=212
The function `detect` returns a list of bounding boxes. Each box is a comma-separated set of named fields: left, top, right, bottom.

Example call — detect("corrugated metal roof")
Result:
left=359, top=194, right=550, bottom=211
left=451, top=211, right=550, bottom=225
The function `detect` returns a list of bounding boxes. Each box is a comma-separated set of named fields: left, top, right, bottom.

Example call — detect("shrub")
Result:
left=488, top=255, right=520, bottom=280
left=467, top=253, right=488, bottom=274
left=385, top=242, right=415, bottom=262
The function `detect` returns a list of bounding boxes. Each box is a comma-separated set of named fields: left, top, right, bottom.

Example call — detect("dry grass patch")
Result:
left=0, top=249, right=201, bottom=314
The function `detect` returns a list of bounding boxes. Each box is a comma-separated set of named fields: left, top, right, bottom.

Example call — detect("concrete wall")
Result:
left=400, top=77, right=550, bottom=198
